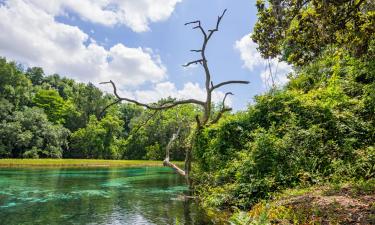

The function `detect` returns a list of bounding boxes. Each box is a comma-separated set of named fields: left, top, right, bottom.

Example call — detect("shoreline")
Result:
left=0, top=159, right=183, bottom=168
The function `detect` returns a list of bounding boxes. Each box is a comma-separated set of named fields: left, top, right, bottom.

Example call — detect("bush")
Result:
left=193, top=48, right=375, bottom=209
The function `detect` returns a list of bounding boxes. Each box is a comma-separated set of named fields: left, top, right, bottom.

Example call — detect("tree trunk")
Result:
left=163, top=125, right=194, bottom=187
left=101, top=9, right=249, bottom=188
left=184, top=148, right=192, bottom=187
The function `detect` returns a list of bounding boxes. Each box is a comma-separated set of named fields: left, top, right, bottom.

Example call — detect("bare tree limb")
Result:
left=100, top=9, right=250, bottom=184
left=182, top=59, right=204, bottom=67
left=164, top=126, right=181, bottom=162
left=185, top=20, right=207, bottom=39
left=163, top=120, right=186, bottom=176
left=163, top=160, right=186, bottom=176
left=211, top=80, right=250, bottom=91
left=207, top=9, right=227, bottom=41
left=184, top=20, right=200, bottom=26
left=100, top=80, right=206, bottom=110
left=100, top=81, right=122, bottom=99
left=210, top=92, right=233, bottom=125
left=129, top=110, right=159, bottom=136
left=222, top=92, right=233, bottom=105
left=99, top=99, right=121, bottom=118
left=195, top=115, right=201, bottom=129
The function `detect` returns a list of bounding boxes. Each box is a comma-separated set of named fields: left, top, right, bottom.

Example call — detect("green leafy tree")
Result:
left=25, top=67, right=44, bottom=85
left=123, top=103, right=197, bottom=160
left=0, top=57, right=32, bottom=108
left=0, top=107, right=69, bottom=158
left=252, top=0, right=374, bottom=66
left=69, top=115, right=124, bottom=159
left=33, top=89, right=69, bottom=124
left=193, top=47, right=375, bottom=208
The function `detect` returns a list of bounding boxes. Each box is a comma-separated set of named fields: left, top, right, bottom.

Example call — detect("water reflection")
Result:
left=0, top=167, right=214, bottom=225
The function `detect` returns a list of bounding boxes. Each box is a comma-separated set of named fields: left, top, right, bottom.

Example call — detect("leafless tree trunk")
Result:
left=101, top=9, right=249, bottom=186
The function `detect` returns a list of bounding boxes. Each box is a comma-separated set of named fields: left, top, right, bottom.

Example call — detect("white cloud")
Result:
left=0, top=0, right=227, bottom=106
left=234, top=33, right=292, bottom=88
left=104, top=44, right=167, bottom=86
left=26, top=0, right=182, bottom=32
left=0, top=0, right=167, bottom=86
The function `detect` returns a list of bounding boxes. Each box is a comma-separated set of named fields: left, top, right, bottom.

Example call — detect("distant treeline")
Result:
left=0, top=58, right=197, bottom=160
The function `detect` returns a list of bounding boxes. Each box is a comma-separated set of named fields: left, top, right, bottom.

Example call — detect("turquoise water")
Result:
left=0, top=167, right=213, bottom=225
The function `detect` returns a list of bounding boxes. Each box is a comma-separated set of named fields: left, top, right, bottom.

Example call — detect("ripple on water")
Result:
left=0, top=167, right=212, bottom=225
left=0, top=202, right=16, bottom=208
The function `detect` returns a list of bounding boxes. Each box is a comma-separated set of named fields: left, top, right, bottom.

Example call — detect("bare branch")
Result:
left=211, top=80, right=250, bottom=91
left=210, top=92, right=233, bottom=125
left=163, top=124, right=185, bottom=176
left=221, top=92, right=233, bottom=109
left=129, top=110, right=159, bottom=136
left=190, top=49, right=202, bottom=52
left=207, top=9, right=227, bottom=40
left=184, top=20, right=200, bottom=26
left=99, top=81, right=121, bottom=99
left=182, top=59, right=204, bottom=67
left=163, top=160, right=186, bottom=176
left=100, top=80, right=206, bottom=111
left=195, top=115, right=201, bottom=128
left=165, top=126, right=181, bottom=162
left=185, top=20, right=207, bottom=39
left=99, top=99, right=121, bottom=118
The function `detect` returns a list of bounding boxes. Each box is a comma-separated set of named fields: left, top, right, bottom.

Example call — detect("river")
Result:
left=0, top=167, right=215, bottom=225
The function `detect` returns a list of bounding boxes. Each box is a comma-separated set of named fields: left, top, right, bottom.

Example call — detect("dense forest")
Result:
left=191, top=0, right=375, bottom=222
left=0, top=0, right=374, bottom=223
left=0, top=60, right=198, bottom=160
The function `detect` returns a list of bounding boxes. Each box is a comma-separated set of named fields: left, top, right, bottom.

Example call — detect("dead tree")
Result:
left=101, top=9, right=249, bottom=185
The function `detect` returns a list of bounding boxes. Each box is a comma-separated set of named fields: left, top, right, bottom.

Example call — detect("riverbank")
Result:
left=229, top=179, right=375, bottom=224
left=0, top=159, right=183, bottom=168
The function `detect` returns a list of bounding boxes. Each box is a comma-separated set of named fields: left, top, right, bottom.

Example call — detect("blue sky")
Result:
left=0, top=0, right=291, bottom=110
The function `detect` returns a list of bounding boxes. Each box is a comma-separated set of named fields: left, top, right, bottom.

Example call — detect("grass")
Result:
left=0, top=158, right=183, bottom=168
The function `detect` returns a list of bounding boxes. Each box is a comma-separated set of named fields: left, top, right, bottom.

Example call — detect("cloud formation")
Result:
left=0, top=0, right=228, bottom=105
left=25, top=0, right=182, bottom=32
left=235, top=33, right=292, bottom=87
left=0, top=0, right=167, bottom=86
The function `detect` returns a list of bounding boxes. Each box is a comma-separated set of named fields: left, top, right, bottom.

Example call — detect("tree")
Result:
left=101, top=9, right=249, bottom=185
left=69, top=115, right=124, bottom=159
left=0, top=57, right=32, bottom=108
left=25, top=67, right=44, bottom=85
left=117, top=103, right=143, bottom=137
left=0, top=107, right=69, bottom=158
left=71, top=83, right=113, bottom=129
left=252, top=0, right=374, bottom=66
left=33, top=89, right=69, bottom=124
left=122, top=103, right=197, bottom=160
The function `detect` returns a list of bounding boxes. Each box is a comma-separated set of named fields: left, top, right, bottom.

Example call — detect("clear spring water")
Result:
left=0, top=167, right=214, bottom=225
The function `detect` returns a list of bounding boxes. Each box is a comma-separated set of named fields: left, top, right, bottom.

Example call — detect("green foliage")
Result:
left=70, top=115, right=124, bottom=159
left=0, top=57, right=178, bottom=160
left=25, top=67, right=44, bottom=85
left=0, top=107, right=69, bottom=158
left=193, top=48, right=375, bottom=209
left=123, top=103, right=197, bottom=160
left=33, top=89, right=70, bottom=124
left=0, top=57, right=32, bottom=108
left=234, top=180, right=375, bottom=224
left=252, top=0, right=374, bottom=66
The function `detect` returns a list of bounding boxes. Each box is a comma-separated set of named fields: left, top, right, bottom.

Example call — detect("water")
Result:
left=0, top=167, right=214, bottom=225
